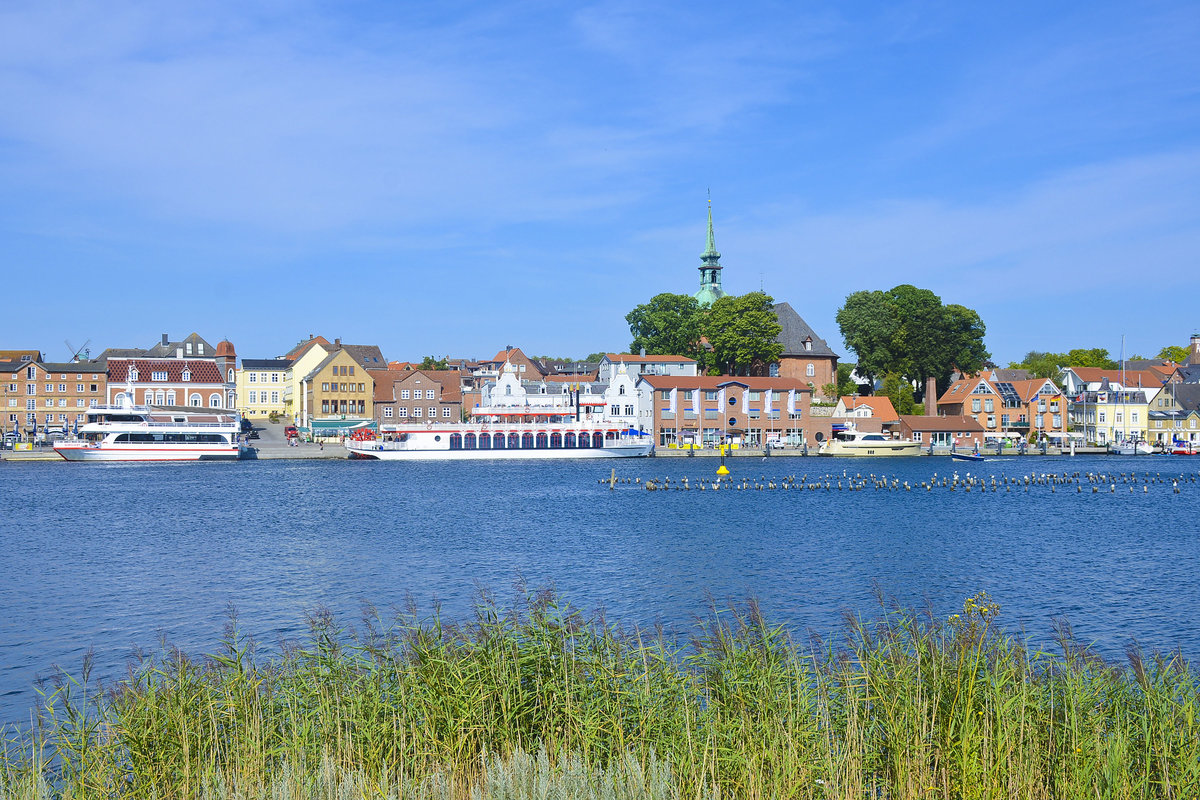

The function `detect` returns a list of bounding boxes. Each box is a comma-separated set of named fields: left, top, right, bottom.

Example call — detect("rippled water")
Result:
left=3, top=455, right=1199, bottom=723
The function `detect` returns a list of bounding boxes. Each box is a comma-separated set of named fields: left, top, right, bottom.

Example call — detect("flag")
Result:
left=667, top=387, right=677, bottom=414
left=787, top=389, right=797, bottom=416
left=691, top=387, right=700, bottom=415
left=716, top=387, right=726, bottom=412
left=763, top=388, right=772, bottom=414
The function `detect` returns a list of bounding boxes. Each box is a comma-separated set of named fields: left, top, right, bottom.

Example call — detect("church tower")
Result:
left=694, top=200, right=726, bottom=307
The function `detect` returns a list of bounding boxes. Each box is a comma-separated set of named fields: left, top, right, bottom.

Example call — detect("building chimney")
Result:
left=176, top=347, right=183, bottom=359
left=1190, top=333, right=1200, bottom=366
left=162, top=333, right=169, bottom=347
left=334, top=338, right=341, bottom=348
left=925, top=377, right=938, bottom=416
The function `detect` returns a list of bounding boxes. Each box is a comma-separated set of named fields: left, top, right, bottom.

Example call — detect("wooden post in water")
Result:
left=610, top=468, right=616, bottom=490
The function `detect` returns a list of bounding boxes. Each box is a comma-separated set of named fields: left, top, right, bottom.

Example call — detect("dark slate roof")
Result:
left=1167, top=383, right=1200, bottom=411
left=241, top=358, right=292, bottom=370
left=39, top=361, right=107, bottom=374
left=147, top=333, right=215, bottom=357
left=96, top=347, right=151, bottom=361
left=0, top=360, right=27, bottom=374
left=342, top=344, right=387, bottom=367
left=1177, top=365, right=1200, bottom=383
left=987, top=368, right=1031, bottom=381
left=773, top=302, right=839, bottom=358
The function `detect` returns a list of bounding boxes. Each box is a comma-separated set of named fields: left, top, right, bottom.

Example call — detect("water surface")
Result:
left=3, top=455, right=1199, bottom=723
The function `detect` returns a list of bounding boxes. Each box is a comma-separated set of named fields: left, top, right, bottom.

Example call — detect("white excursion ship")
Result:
left=344, top=362, right=653, bottom=461
left=53, top=399, right=244, bottom=462
left=818, top=424, right=923, bottom=457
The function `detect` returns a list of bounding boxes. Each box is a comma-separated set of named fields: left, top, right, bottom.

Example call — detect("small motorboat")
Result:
left=951, top=452, right=986, bottom=462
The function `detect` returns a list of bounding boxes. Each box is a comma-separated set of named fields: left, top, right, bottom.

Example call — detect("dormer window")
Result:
left=181, top=370, right=191, bottom=382
left=151, top=371, right=168, bottom=381
left=804, top=338, right=812, bottom=351
left=129, top=368, right=139, bottom=381
left=197, top=343, right=204, bottom=355
left=185, top=342, right=192, bottom=354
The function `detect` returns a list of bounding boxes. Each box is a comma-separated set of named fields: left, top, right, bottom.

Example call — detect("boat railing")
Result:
left=88, top=420, right=238, bottom=429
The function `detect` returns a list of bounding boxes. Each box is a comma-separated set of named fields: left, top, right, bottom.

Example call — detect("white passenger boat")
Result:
left=345, top=423, right=653, bottom=460
left=53, top=402, right=244, bottom=462
left=818, top=425, right=923, bottom=457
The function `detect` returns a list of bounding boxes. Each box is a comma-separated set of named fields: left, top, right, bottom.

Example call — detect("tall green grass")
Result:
left=2, top=590, right=1197, bottom=799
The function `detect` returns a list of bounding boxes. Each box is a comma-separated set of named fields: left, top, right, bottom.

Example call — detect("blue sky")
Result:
left=3, top=0, right=1199, bottom=365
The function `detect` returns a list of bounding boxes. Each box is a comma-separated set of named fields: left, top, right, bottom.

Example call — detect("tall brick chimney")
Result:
left=925, top=377, right=938, bottom=416
left=1189, top=333, right=1200, bottom=366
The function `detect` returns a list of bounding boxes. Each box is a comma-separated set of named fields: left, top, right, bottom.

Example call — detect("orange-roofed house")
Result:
left=938, top=374, right=1068, bottom=441
left=833, top=396, right=899, bottom=423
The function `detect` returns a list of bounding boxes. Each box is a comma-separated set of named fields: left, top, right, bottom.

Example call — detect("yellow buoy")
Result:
left=716, top=464, right=730, bottom=476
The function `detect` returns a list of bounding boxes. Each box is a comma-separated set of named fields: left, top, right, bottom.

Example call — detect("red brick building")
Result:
left=637, top=374, right=813, bottom=448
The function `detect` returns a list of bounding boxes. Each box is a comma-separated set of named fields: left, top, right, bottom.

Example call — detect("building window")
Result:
left=624, top=404, right=634, bottom=416
left=443, top=407, right=452, bottom=418
left=248, top=373, right=257, bottom=383
left=182, top=370, right=191, bottom=382
left=358, top=383, right=365, bottom=392
left=58, top=384, right=66, bottom=392
left=249, top=391, right=257, bottom=404
left=806, top=363, right=815, bottom=377
left=26, top=367, right=35, bottom=379
left=401, top=390, right=410, bottom=399
left=271, top=392, right=279, bottom=403
left=46, top=384, right=53, bottom=392
left=426, top=389, right=435, bottom=399
left=428, top=407, right=436, bottom=418
left=166, top=391, right=176, bottom=405
left=321, top=382, right=329, bottom=392
left=705, top=391, right=717, bottom=400
left=349, top=366, right=355, bottom=376
left=413, top=407, right=423, bottom=417
left=972, top=399, right=981, bottom=413
left=984, top=399, right=994, bottom=412
left=1132, top=412, right=1139, bottom=423
left=209, top=394, right=221, bottom=407
left=382, top=407, right=393, bottom=418
left=322, top=400, right=330, bottom=414
left=190, top=393, right=202, bottom=407
left=397, top=408, right=409, bottom=417
left=129, top=369, right=139, bottom=381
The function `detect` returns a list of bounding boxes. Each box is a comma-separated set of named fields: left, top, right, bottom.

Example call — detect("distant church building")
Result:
left=694, top=202, right=726, bottom=307
left=693, top=202, right=839, bottom=398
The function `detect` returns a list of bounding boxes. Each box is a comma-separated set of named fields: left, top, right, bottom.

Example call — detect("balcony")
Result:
left=1007, top=421, right=1030, bottom=429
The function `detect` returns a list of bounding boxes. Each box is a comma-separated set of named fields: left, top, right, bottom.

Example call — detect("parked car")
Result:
left=284, top=425, right=299, bottom=438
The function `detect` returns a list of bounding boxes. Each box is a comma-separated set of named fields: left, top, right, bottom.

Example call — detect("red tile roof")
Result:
left=107, top=359, right=225, bottom=383
left=604, top=353, right=697, bottom=363
left=839, top=396, right=898, bottom=420
left=638, top=375, right=812, bottom=391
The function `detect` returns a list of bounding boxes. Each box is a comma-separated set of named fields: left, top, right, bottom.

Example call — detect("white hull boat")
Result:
left=53, top=403, right=244, bottom=462
left=818, top=425, right=923, bottom=457
left=345, top=424, right=653, bottom=460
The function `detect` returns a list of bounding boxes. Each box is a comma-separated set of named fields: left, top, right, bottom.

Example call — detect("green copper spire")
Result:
left=694, top=197, right=725, bottom=307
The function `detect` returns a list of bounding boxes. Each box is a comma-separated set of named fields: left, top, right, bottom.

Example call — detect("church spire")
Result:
left=695, top=194, right=725, bottom=307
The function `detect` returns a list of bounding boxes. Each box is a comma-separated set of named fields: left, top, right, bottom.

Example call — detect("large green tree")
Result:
left=821, top=362, right=860, bottom=401
left=836, top=284, right=988, bottom=390
left=625, top=293, right=704, bottom=359
left=1158, top=345, right=1189, bottom=363
left=702, top=292, right=783, bottom=375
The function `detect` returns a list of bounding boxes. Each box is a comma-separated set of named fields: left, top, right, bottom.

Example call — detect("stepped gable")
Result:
left=773, top=302, right=838, bottom=357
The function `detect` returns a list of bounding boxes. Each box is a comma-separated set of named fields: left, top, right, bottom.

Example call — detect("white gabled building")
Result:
left=597, top=353, right=698, bottom=383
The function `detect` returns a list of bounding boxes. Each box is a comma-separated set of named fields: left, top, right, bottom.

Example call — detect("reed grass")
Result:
left=2, top=589, right=1197, bottom=799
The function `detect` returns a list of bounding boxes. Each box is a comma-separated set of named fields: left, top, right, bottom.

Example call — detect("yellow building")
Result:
left=236, top=358, right=292, bottom=419
left=281, top=337, right=334, bottom=425
left=301, top=348, right=375, bottom=434
left=1073, top=387, right=1153, bottom=444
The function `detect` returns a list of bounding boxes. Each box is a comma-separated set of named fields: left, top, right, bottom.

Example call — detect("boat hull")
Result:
left=818, top=442, right=923, bottom=457
left=54, top=444, right=242, bottom=462
left=346, top=442, right=653, bottom=460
